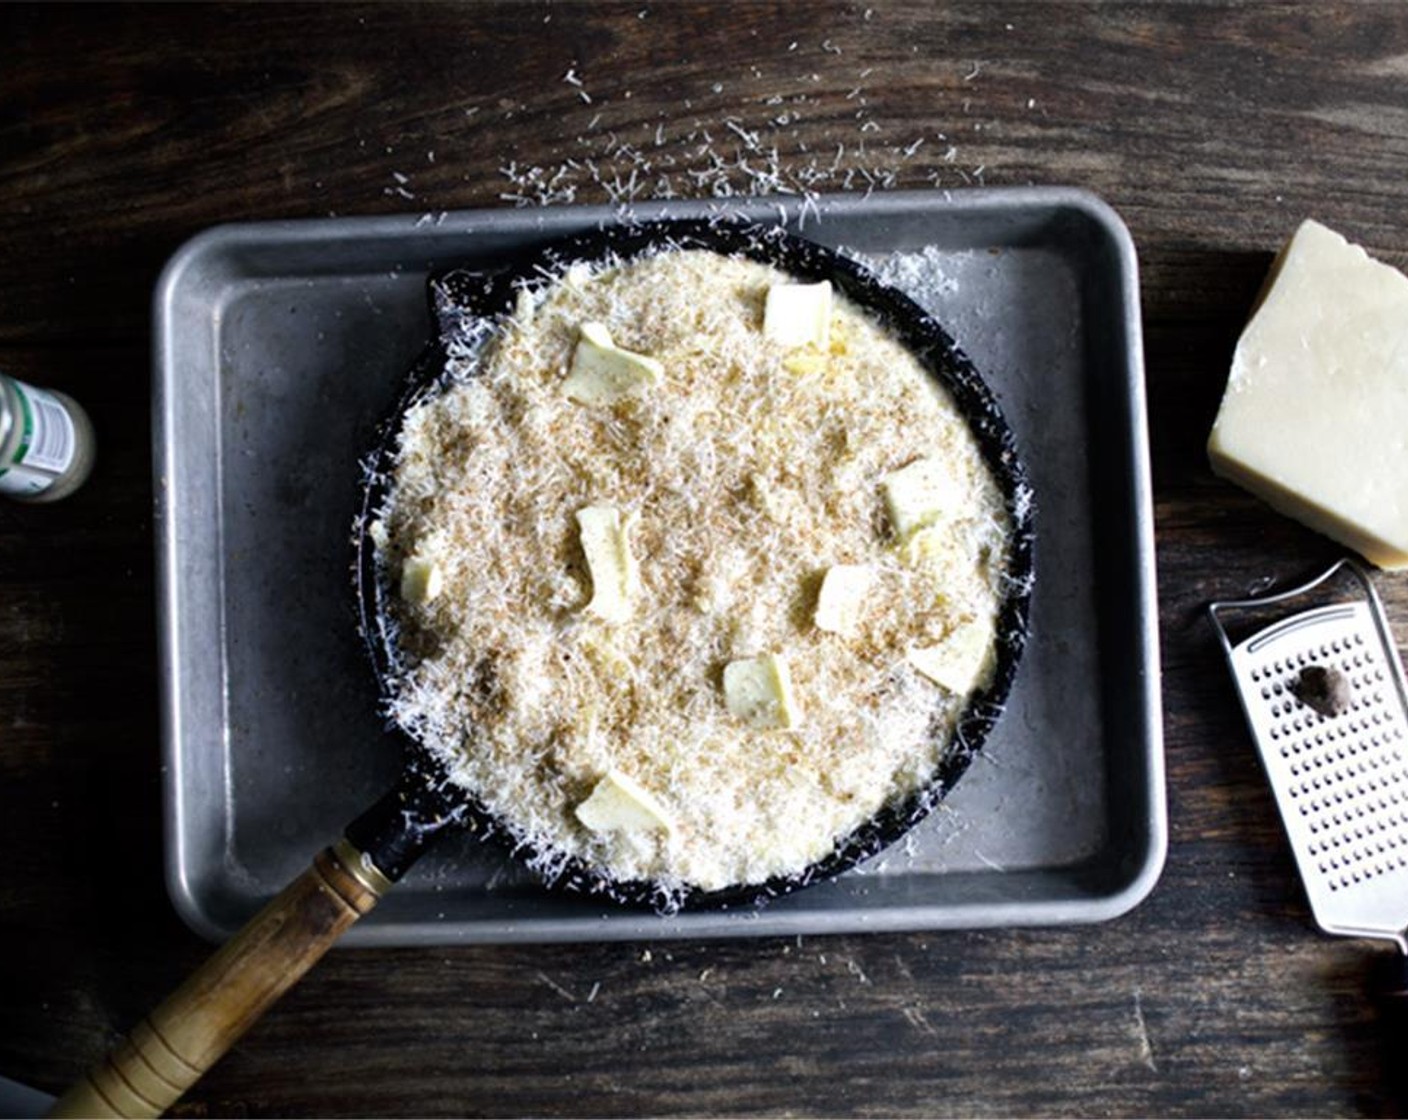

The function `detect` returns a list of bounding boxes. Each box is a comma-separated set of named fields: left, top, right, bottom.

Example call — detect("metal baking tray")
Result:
left=154, top=188, right=1165, bottom=945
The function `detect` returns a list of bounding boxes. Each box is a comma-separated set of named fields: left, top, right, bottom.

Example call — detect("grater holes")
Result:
left=1309, top=802, right=1408, bottom=893
left=1240, top=610, right=1408, bottom=897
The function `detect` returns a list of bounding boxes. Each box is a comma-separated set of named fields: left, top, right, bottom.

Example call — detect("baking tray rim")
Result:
left=153, top=186, right=1166, bottom=944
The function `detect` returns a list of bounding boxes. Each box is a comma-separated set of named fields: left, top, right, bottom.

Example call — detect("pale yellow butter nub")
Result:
left=814, top=564, right=874, bottom=636
left=901, top=525, right=961, bottom=570
left=882, top=457, right=962, bottom=541
left=400, top=553, right=443, bottom=604
left=908, top=615, right=996, bottom=697
left=563, top=321, right=663, bottom=405
left=764, top=281, right=832, bottom=349
left=575, top=770, right=676, bottom=835
left=576, top=505, right=638, bottom=623
left=1208, top=219, right=1408, bottom=569
left=723, top=653, right=801, bottom=729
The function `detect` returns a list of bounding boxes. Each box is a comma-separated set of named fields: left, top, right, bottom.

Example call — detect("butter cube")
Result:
left=368, top=518, right=390, bottom=551
left=882, top=457, right=962, bottom=541
left=400, top=553, right=443, bottom=604
left=575, top=770, right=676, bottom=835
left=1209, top=219, right=1408, bottom=569
left=576, top=506, right=638, bottom=624
left=723, top=653, right=801, bottom=729
left=908, top=615, right=996, bottom=697
left=782, top=350, right=829, bottom=377
left=814, top=564, right=873, bottom=636
left=900, top=525, right=961, bottom=570
left=579, top=320, right=613, bottom=348
left=563, top=321, right=663, bottom=405
left=763, top=281, right=832, bottom=350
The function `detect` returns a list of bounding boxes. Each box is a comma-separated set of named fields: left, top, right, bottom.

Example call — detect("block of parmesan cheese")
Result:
left=1207, top=219, right=1408, bottom=569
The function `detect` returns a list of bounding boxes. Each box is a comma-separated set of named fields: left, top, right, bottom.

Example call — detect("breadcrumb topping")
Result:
left=376, top=248, right=1010, bottom=893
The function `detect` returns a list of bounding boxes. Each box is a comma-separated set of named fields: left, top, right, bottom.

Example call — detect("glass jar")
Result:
left=0, top=374, right=96, bottom=502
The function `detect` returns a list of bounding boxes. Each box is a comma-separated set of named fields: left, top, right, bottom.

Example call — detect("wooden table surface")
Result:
left=5, top=3, right=1408, bottom=1116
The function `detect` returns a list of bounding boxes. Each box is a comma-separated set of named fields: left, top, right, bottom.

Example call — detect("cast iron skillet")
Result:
left=350, top=217, right=1035, bottom=908
left=52, top=217, right=1034, bottom=1118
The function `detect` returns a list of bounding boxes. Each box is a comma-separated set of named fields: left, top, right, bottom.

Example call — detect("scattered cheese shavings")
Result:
left=400, top=553, right=443, bottom=604
left=724, top=653, right=801, bottom=729
left=908, top=615, right=996, bottom=696
left=814, top=564, right=874, bottom=636
left=562, top=321, right=663, bottom=405
left=576, top=506, right=638, bottom=624
left=763, top=281, right=832, bottom=349
left=576, top=770, right=676, bottom=835
left=882, top=456, right=963, bottom=540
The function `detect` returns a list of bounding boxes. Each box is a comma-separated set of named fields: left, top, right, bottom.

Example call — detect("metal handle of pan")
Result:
left=46, top=771, right=461, bottom=1119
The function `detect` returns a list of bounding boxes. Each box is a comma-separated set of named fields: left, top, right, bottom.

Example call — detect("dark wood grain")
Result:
left=5, top=2, right=1408, bottom=1116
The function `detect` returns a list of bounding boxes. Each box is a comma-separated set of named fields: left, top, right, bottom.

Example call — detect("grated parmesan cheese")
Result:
left=376, top=248, right=1011, bottom=895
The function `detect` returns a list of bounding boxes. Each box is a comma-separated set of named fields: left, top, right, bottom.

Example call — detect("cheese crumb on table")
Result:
left=1208, top=218, right=1408, bottom=569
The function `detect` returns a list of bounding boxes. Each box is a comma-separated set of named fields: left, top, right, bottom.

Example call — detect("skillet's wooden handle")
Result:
left=49, top=839, right=391, bottom=1119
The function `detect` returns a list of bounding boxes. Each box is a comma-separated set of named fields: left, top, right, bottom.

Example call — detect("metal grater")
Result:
left=1210, top=559, right=1408, bottom=951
